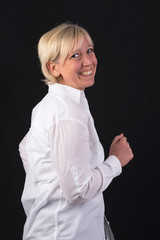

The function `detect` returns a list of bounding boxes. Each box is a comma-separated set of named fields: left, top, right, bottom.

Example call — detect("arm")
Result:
left=51, top=120, right=122, bottom=204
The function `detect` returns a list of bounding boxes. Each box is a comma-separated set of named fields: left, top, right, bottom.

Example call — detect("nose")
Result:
left=82, top=54, right=92, bottom=66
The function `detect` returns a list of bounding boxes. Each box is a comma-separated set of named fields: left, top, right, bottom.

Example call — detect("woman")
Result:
left=19, top=23, right=133, bottom=240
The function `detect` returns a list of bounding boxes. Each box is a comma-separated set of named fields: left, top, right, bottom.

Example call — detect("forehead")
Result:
left=60, top=31, right=93, bottom=62
left=73, top=31, right=93, bottom=48
left=72, top=37, right=93, bottom=52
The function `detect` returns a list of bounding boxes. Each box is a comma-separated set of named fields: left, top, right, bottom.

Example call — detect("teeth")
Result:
left=80, top=70, right=93, bottom=76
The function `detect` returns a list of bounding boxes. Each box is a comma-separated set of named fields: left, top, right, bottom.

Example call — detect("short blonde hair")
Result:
left=38, top=22, right=93, bottom=85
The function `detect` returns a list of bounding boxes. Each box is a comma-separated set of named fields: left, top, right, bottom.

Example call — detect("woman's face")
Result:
left=53, top=37, right=97, bottom=90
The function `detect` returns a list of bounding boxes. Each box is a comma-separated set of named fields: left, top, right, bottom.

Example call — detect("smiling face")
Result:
left=48, top=37, right=97, bottom=90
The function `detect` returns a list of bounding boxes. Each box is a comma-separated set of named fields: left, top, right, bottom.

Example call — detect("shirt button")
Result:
left=70, top=166, right=77, bottom=174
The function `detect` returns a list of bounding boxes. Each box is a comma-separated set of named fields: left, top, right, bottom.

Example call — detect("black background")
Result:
left=1, top=0, right=160, bottom=239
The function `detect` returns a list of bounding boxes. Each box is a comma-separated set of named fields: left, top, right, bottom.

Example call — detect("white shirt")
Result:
left=19, top=83, right=122, bottom=240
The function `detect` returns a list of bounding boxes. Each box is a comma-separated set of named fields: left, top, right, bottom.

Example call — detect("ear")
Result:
left=47, top=61, right=60, bottom=77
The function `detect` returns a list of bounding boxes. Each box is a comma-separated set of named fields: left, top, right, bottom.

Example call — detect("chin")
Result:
left=84, top=79, right=95, bottom=89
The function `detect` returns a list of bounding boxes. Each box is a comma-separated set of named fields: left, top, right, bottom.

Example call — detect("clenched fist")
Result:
left=109, top=133, right=134, bottom=167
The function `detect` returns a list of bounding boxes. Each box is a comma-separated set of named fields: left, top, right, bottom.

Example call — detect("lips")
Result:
left=79, top=70, right=93, bottom=76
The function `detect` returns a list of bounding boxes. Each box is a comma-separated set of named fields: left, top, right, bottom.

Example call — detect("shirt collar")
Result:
left=48, top=83, right=86, bottom=105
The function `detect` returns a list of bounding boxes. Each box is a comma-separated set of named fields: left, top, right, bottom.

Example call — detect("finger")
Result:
left=112, top=133, right=124, bottom=144
left=120, top=136, right=127, bottom=143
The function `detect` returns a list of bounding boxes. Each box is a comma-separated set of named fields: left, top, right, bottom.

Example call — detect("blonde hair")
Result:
left=38, top=22, right=93, bottom=85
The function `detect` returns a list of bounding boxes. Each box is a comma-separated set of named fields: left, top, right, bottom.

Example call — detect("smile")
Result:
left=79, top=70, right=93, bottom=76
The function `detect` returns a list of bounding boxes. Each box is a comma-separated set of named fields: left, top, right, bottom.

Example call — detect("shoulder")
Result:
left=30, top=93, right=89, bottom=131
left=30, top=93, right=67, bottom=129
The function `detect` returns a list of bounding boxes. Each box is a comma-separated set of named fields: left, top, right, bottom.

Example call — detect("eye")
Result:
left=87, top=47, right=94, bottom=54
left=70, top=53, right=80, bottom=59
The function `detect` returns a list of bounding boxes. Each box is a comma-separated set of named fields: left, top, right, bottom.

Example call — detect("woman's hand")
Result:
left=109, top=133, right=134, bottom=167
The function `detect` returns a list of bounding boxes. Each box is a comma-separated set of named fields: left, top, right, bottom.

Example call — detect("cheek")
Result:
left=62, top=65, right=77, bottom=77
left=70, top=63, right=82, bottom=75
left=92, top=54, right=98, bottom=66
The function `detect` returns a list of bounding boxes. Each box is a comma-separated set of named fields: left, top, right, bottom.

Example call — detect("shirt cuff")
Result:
left=104, top=155, right=122, bottom=177
left=96, top=155, right=122, bottom=192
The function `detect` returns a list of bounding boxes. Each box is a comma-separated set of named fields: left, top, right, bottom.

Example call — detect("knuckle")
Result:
left=123, top=137, right=127, bottom=142
left=121, top=141, right=126, bottom=146
left=130, top=152, right=134, bottom=159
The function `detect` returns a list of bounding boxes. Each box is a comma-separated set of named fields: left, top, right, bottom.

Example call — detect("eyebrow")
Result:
left=71, top=44, right=94, bottom=54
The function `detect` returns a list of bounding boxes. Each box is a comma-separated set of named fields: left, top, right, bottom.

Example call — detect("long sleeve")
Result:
left=51, top=119, right=122, bottom=204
